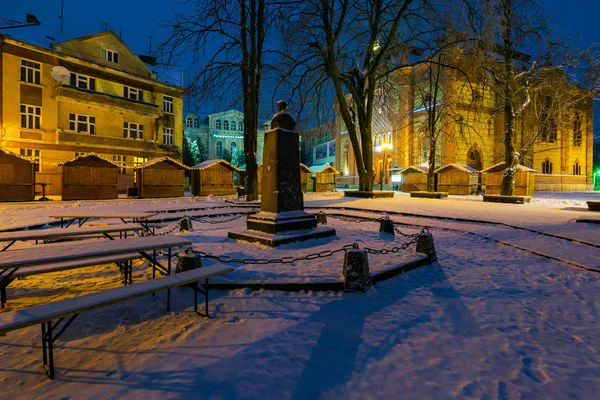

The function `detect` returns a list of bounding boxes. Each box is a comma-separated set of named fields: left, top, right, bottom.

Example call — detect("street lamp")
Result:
left=376, top=142, right=392, bottom=191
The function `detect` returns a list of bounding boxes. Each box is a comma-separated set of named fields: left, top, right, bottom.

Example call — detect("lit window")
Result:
left=69, top=114, right=96, bottom=134
left=215, top=119, right=222, bottom=129
left=69, top=73, right=96, bottom=91
left=20, top=104, right=41, bottom=130
left=101, top=48, right=119, bottom=64
left=216, top=141, right=223, bottom=157
left=123, top=122, right=143, bottom=139
left=230, top=141, right=237, bottom=154
left=163, top=127, right=173, bottom=145
left=21, top=148, right=41, bottom=172
left=224, top=120, right=229, bottom=130
left=163, top=96, right=174, bottom=113
left=124, top=86, right=143, bottom=102
left=20, top=59, right=41, bottom=84
left=113, top=155, right=127, bottom=174
left=542, top=159, right=553, bottom=174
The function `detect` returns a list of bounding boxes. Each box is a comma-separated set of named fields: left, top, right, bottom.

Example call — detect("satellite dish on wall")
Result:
left=51, top=66, right=71, bottom=83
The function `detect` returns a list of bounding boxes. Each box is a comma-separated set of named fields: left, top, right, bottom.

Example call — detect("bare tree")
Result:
left=278, top=0, right=429, bottom=192
left=161, top=0, right=281, bottom=201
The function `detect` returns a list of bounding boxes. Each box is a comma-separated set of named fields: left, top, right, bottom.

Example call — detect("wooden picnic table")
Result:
left=0, top=235, right=192, bottom=309
left=48, top=211, right=158, bottom=230
left=0, top=224, right=144, bottom=252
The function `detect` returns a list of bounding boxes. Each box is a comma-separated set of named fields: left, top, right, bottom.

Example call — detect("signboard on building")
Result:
left=316, top=144, right=328, bottom=160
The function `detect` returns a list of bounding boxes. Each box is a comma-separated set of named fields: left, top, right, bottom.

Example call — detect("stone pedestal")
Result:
left=228, top=106, right=335, bottom=246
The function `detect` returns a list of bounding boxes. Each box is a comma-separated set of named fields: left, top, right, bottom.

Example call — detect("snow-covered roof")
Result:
left=0, top=148, right=38, bottom=164
left=58, top=153, right=118, bottom=167
left=434, top=164, right=479, bottom=174
left=135, top=157, right=190, bottom=170
left=300, top=163, right=313, bottom=173
left=193, top=159, right=241, bottom=172
left=311, top=164, right=339, bottom=174
left=399, top=166, right=429, bottom=174
left=481, top=162, right=538, bottom=173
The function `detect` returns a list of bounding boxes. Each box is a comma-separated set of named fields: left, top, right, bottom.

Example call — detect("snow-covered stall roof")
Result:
left=310, top=164, right=340, bottom=174
left=300, top=163, right=313, bottom=173
left=481, top=162, right=538, bottom=173
left=193, top=159, right=241, bottom=172
left=399, top=165, right=429, bottom=174
left=434, top=164, right=479, bottom=174
left=58, top=153, right=119, bottom=167
left=0, top=148, right=38, bottom=164
left=135, top=157, right=190, bottom=170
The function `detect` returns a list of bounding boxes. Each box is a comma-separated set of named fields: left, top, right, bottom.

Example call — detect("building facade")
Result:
left=184, top=110, right=265, bottom=164
left=0, top=31, right=184, bottom=195
left=335, top=57, right=594, bottom=191
left=300, top=121, right=336, bottom=168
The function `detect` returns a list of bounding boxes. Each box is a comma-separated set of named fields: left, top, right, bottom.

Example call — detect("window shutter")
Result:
left=114, top=53, right=119, bottom=64
left=101, top=48, right=106, bottom=60
left=139, top=125, right=143, bottom=139
left=123, top=122, right=128, bottom=138
left=124, top=87, right=129, bottom=98
left=90, top=78, right=96, bottom=91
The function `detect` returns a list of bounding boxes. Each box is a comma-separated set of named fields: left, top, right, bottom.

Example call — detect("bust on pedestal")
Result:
left=228, top=101, right=336, bottom=246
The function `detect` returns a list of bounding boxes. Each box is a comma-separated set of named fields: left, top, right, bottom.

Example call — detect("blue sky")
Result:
left=2, top=0, right=600, bottom=121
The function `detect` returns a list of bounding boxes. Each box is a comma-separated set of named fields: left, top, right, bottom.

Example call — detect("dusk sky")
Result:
left=2, top=0, right=600, bottom=118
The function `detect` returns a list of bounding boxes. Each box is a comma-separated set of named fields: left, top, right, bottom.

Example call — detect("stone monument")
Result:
left=228, top=100, right=336, bottom=246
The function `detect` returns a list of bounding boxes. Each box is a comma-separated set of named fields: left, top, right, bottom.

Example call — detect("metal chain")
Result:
left=189, top=243, right=359, bottom=265
left=363, top=236, right=420, bottom=254
left=323, top=212, right=427, bottom=238
left=186, top=213, right=247, bottom=224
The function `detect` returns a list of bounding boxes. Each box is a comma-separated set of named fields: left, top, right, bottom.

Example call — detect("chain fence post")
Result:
left=379, top=216, right=395, bottom=235
left=416, top=231, right=437, bottom=263
left=343, top=248, right=372, bottom=292
left=316, top=211, right=328, bottom=225
left=179, top=216, right=193, bottom=232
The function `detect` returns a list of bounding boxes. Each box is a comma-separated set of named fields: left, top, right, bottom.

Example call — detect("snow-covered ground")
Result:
left=1, top=192, right=600, bottom=399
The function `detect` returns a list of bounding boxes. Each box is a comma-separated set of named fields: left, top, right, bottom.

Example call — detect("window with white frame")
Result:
left=20, top=59, right=41, bottom=84
left=163, top=96, right=174, bottom=113
left=124, top=86, right=143, bottom=102
left=101, top=48, right=119, bottom=64
left=231, top=121, right=237, bottom=131
left=69, top=73, right=96, bottom=91
left=21, top=149, right=41, bottom=172
left=69, top=113, right=96, bottom=134
left=163, top=127, right=173, bottom=145
left=113, top=155, right=127, bottom=174
left=239, top=121, right=243, bottom=131
left=215, top=119, right=222, bottom=129
left=123, top=122, right=144, bottom=139
left=224, top=120, right=229, bottom=130
left=20, top=104, right=41, bottom=130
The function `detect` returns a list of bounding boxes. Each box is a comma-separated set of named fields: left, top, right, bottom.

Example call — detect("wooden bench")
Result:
left=0, top=252, right=144, bottom=307
left=0, top=265, right=234, bottom=379
left=0, top=224, right=144, bottom=252
left=0, top=236, right=192, bottom=309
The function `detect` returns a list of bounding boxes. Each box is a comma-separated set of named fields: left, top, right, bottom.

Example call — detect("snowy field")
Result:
left=1, top=192, right=600, bottom=399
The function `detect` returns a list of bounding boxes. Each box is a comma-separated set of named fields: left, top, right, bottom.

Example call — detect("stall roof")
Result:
left=310, top=164, right=340, bottom=174
left=481, top=162, right=538, bottom=173
left=58, top=153, right=118, bottom=167
left=0, top=148, right=38, bottom=164
left=434, top=164, right=479, bottom=174
left=193, top=159, right=241, bottom=172
left=300, top=163, right=314, bottom=173
left=135, top=157, right=190, bottom=170
left=399, top=165, right=429, bottom=174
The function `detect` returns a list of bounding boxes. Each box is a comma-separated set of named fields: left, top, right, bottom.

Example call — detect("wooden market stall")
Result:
left=435, top=164, right=479, bottom=195
left=191, top=159, right=241, bottom=196
left=135, top=157, right=188, bottom=198
left=59, top=153, right=118, bottom=201
left=398, top=166, right=429, bottom=192
left=481, top=162, right=537, bottom=196
left=310, top=164, right=338, bottom=192
left=300, top=163, right=313, bottom=192
left=0, top=148, right=37, bottom=202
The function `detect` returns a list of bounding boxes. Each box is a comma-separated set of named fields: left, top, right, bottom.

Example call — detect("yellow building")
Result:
left=335, top=55, right=594, bottom=192
left=0, top=31, right=184, bottom=195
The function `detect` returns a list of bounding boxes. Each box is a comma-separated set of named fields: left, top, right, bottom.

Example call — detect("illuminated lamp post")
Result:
left=376, top=142, right=392, bottom=191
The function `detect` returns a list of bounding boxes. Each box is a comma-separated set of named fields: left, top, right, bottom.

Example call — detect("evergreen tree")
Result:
left=222, top=148, right=232, bottom=163
left=189, top=140, right=201, bottom=165
left=181, top=136, right=196, bottom=167
left=196, top=137, right=209, bottom=162
left=232, top=149, right=246, bottom=168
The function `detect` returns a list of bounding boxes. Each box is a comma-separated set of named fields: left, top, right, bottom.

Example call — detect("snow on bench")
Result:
left=1, top=252, right=144, bottom=307
left=0, top=224, right=144, bottom=251
left=0, top=265, right=234, bottom=379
